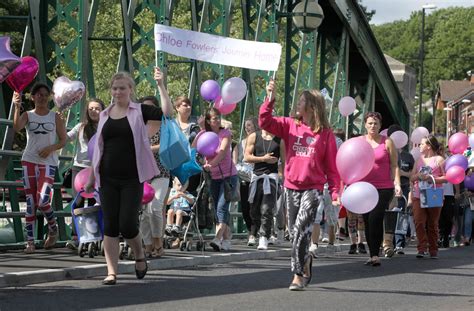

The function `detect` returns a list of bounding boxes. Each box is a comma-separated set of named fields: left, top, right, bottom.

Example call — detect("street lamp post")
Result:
left=444, top=105, right=452, bottom=144
left=418, top=4, right=437, bottom=126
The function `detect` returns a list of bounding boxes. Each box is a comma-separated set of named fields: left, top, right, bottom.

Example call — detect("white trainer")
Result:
left=247, top=235, right=257, bottom=246
left=257, top=236, right=268, bottom=250
left=309, top=243, right=318, bottom=258
left=221, top=239, right=231, bottom=251
left=210, top=238, right=222, bottom=251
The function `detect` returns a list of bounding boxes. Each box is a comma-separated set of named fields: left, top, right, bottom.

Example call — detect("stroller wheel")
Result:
left=179, top=240, right=186, bottom=251
left=78, top=243, right=85, bottom=257
left=88, top=243, right=95, bottom=258
left=186, top=241, right=192, bottom=251
left=119, top=243, right=124, bottom=260
left=127, top=247, right=134, bottom=260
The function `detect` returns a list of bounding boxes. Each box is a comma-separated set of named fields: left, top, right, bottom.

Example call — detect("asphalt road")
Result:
left=1, top=245, right=473, bottom=311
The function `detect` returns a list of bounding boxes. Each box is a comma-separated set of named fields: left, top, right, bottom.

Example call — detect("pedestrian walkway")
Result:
left=0, top=240, right=350, bottom=288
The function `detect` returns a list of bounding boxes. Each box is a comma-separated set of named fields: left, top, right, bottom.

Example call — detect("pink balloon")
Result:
left=448, top=132, right=469, bottom=155
left=74, top=167, right=94, bottom=198
left=338, top=96, right=356, bottom=117
left=341, top=182, right=379, bottom=214
left=196, top=131, right=219, bottom=157
left=390, top=130, right=408, bottom=149
left=380, top=129, right=388, bottom=137
left=336, top=137, right=375, bottom=184
left=142, top=182, right=155, bottom=204
left=6, top=56, right=39, bottom=93
left=53, top=76, right=85, bottom=112
left=214, top=96, right=237, bottom=115
left=445, top=165, right=465, bottom=185
left=0, top=36, right=20, bottom=83
left=200, top=80, right=220, bottom=101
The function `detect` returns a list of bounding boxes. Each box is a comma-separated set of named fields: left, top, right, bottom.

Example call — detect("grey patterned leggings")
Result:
left=286, top=188, right=321, bottom=275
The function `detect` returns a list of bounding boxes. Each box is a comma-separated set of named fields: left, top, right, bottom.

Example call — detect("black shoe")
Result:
left=102, top=274, right=117, bottom=285
left=357, top=243, right=367, bottom=254
left=348, top=244, right=357, bottom=254
left=135, top=258, right=148, bottom=279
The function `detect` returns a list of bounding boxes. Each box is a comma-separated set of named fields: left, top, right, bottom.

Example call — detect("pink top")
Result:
left=208, top=128, right=237, bottom=180
left=259, top=98, right=340, bottom=198
left=361, top=136, right=394, bottom=189
left=412, top=156, right=444, bottom=198
left=92, top=102, right=159, bottom=187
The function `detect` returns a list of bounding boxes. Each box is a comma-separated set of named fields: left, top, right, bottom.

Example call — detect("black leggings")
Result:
left=439, top=195, right=455, bottom=244
left=363, top=189, right=394, bottom=257
left=99, top=176, right=143, bottom=239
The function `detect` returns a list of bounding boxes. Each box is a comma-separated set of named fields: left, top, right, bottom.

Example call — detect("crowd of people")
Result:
left=11, top=70, right=473, bottom=290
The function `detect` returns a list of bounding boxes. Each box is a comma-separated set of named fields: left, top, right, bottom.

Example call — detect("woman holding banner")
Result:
left=259, top=79, right=340, bottom=291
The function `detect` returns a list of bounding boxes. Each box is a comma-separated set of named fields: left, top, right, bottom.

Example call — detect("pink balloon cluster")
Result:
left=411, top=127, right=429, bottom=144
left=338, top=96, right=356, bottom=117
left=445, top=165, right=465, bottom=185
left=390, top=131, right=408, bottom=149
left=0, top=36, right=20, bottom=83
left=142, top=182, right=155, bottom=204
left=53, top=76, right=85, bottom=112
left=341, top=182, right=379, bottom=214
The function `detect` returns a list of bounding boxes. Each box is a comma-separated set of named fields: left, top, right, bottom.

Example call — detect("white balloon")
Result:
left=410, top=127, right=429, bottom=144
left=338, top=96, right=356, bottom=117
left=390, top=131, right=408, bottom=149
left=410, top=147, right=421, bottom=161
left=341, top=182, right=379, bottom=214
left=469, top=133, right=474, bottom=149
left=221, top=77, right=247, bottom=104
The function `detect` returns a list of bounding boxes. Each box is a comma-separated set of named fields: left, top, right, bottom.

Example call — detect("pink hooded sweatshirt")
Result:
left=259, top=98, right=340, bottom=199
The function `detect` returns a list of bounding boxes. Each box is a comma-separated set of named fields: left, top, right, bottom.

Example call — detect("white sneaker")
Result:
left=309, top=243, right=318, bottom=258
left=257, top=236, right=268, bottom=250
left=210, top=238, right=222, bottom=251
left=268, top=236, right=277, bottom=245
left=321, top=232, right=329, bottom=243
left=247, top=235, right=257, bottom=246
left=221, top=239, right=231, bottom=251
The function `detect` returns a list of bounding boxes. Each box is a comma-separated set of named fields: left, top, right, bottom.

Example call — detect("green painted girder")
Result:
left=329, top=0, right=409, bottom=129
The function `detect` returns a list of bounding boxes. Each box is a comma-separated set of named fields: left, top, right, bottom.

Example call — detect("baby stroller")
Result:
left=71, top=191, right=104, bottom=258
left=164, top=174, right=209, bottom=252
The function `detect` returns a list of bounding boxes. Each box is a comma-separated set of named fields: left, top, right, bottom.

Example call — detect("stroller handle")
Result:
left=71, top=190, right=99, bottom=212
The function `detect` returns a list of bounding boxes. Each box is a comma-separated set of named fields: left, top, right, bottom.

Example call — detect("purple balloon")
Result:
left=196, top=132, right=219, bottom=157
left=445, top=154, right=468, bottom=171
left=464, top=174, right=474, bottom=191
left=200, top=80, right=220, bottom=101
left=0, top=36, right=20, bottom=83
left=87, top=134, right=97, bottom=161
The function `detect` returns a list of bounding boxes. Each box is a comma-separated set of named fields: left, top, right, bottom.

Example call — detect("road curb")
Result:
left=0, top=243, right=351, bottom=288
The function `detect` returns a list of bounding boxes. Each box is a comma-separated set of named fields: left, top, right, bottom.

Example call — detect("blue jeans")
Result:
left=463, top=207, right=472, bottom=240
left=210, top=175, right=238, bottom=225
left=395, top=185, right=410, bottom=248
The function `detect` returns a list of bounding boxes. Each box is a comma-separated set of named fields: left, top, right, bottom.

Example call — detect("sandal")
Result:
left=44, top=229, right=58, bottom=250
left=102, top=274, right=117, bottom=285
left=135, top=258, right=148, bottom=279
left=24, top=241, right=35, bottom=254
left=152, top=247, right=164, bottom=258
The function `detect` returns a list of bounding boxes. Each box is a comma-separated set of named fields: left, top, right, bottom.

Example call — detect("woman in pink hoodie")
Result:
left=259, top=80, right=340, bottom=291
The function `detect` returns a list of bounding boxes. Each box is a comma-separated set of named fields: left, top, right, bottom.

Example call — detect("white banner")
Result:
left=154, top=24, right=281, bottom=71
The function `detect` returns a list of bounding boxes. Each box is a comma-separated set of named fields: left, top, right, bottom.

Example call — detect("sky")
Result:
left=361, top=0, right=474, bottom=25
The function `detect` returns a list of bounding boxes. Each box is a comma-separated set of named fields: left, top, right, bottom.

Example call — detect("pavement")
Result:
left=0, top=238, right=350, bottom=288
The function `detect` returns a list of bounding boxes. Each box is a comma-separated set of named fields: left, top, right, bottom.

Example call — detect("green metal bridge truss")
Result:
left=0, top=0, right=409, bottom=249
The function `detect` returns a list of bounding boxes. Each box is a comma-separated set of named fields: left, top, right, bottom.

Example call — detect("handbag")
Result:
left=218, top=164, right=240, bottom=202
left=159, top=117, right=190, bottom=170
left=419, top=175, right=443, bottom=208
left=384, top=195, right=409, bottom=235
left=236, top=162, right=253, bottom=182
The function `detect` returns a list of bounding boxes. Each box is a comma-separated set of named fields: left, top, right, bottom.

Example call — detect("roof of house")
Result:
left=438, top=80, right=473, bottom=102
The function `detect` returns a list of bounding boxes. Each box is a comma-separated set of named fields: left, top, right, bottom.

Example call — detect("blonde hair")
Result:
left=294, top=89, right=330, bottom=133
left=109, top=71, right=136, bottom=100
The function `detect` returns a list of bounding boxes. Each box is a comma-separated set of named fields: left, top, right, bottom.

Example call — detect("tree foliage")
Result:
left=371, top=7, right=473, bottom=93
